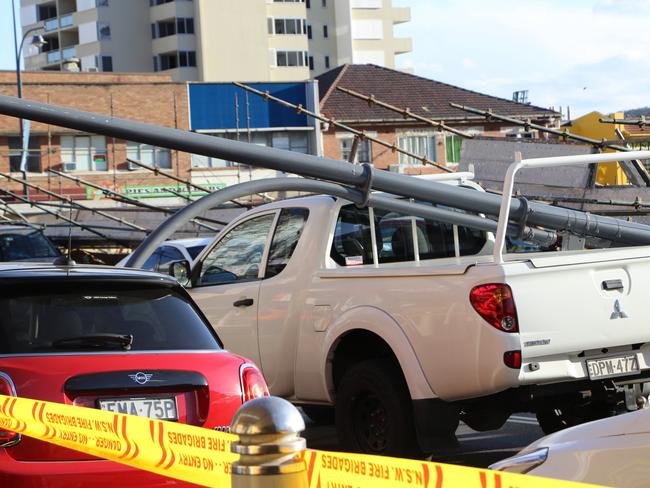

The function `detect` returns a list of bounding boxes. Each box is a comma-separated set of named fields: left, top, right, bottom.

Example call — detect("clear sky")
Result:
left=1, top=0, right=648, bottom=118
left=393, top=0, right=650, bottom=118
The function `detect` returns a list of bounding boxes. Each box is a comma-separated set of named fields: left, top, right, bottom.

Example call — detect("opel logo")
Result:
left=128, top=372, right=153, bottom=385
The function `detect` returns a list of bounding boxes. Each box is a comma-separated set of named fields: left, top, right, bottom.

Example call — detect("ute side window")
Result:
left=331, top=202, right=486, bottom=266
left=197, top=213, right=275, bottom=286
left=265, top=208, right=309, bottom=279
left=330, top=205, right=374, bottom=266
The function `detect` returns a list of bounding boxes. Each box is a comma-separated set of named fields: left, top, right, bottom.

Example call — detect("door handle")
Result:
left=233, top=298, right=254, bottom=307
left=602, top=279, right=624, bottom=291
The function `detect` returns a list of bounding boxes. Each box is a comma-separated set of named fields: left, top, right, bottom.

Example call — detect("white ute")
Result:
left=174, top=156, right=650, bottom=458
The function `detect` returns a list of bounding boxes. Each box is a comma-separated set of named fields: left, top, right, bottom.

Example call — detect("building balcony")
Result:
left=393, top=37, right=412, bottom=55
left=392, top=7, right=411, bottom=25
left=43, top=13, right=75, bottom=33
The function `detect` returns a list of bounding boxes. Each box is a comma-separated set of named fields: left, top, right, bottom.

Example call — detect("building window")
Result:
left=276, top=50, right=308, bottom=67
left=101, top=55, right=113, bottom=72
left=159, top=52, right=177, bottom=70
left=176, top=17, right=194, bottom=34
left=271, top=18, right=306, bottom=35
left=96, top=0, right=109, bottom=6
left=157, top=51, right=196, bottom=70
left=397, top=132, right=437, bottom=166
left=194, top=131, right=310, bottom=167
left=324, top=55, right=330, bottom=68
left=445, top=135, right=462, bottom=163
left=153, top=56, right=158, bottom=71
left=126, top=142, right=171, bottom=169
left=306, top=0, right=310, bottom=7
left=60, top=135, right=107, bottom=172
left=97, top=22, right=111, bottom=40
left=341, top=137, right=371, bottom=163
left=307, top=24, right=312, bottom=39
left=308, top=56, right=314, bottom=70
left=323, top=25, right=328, bottom=38
left=38, top=4, right=57, bottom=21
left=322, top=0, right=326, bottom=6
left=156, top=19, right=176, bottom=37
left=9, top=137, right=41, bottom=173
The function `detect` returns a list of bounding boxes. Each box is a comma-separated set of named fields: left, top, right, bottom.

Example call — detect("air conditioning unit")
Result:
left=388, top=164, right=403, bottom=173
left=86, top=67, right=99, bottom=72
left=63, top=162, right=77, bottom=171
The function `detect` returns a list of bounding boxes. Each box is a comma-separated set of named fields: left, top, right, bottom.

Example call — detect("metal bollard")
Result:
left=230, top=396, right=308, bottom=488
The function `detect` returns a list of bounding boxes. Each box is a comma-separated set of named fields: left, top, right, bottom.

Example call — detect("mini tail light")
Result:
left=504, top=350, right=522, bottom=369
left=469, top=283, right=519, bottom=333
left=240, top=364, right=269, bottom=404
left=0, top=373, right=21, bottom=447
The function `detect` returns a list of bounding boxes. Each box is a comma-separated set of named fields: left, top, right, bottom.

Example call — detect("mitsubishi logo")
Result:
left=128, top=372, right=153, bottom=385
left=610, top=299, right=628, bottom=320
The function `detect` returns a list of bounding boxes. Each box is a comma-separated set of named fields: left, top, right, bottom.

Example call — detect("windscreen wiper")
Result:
left=52, top=334, right=133, bottom=351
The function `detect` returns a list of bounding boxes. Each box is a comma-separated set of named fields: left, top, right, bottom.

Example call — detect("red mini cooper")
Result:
left=0, top=263, right=268, bottom=487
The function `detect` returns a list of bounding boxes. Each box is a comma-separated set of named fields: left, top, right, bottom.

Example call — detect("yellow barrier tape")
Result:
left=0, top=394, right=237, bottom=487
left=303, top=449, right=601, bottom=488
left=1, top=394, right=602, bottom=488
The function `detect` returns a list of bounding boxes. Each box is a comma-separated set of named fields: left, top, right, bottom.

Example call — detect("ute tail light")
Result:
left=240, top=364, right=269, bottom=404
left=470, top=283, right=519, bottom=333
left=0, top=373, right=21, bottom=447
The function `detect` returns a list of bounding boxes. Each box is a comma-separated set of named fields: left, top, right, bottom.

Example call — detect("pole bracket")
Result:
left=355, top=163, right=373, bottom=208
left=515, top=196, right=530, bottom=239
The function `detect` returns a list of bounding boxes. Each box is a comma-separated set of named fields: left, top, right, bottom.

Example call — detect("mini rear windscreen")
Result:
left=0, top=283, right=220, bottom=354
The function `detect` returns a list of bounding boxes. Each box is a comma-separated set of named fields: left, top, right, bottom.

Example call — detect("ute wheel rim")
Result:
left=351, top=390, right=389, bottom=453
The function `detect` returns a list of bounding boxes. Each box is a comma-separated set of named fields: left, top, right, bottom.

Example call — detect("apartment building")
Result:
left=20, top=0, right=411, bottom=81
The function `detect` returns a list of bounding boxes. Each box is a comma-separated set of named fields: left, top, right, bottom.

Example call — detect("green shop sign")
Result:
left=86, top=183, right=226, bottom=200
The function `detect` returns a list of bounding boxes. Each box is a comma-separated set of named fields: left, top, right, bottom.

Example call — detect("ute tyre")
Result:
left=335, top=359, right=425, bottom=459
left=302, top=405, right=335, bottom=425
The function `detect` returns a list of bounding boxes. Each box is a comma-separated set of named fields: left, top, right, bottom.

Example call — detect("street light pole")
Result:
left=12, top=0, right=47, bottom=194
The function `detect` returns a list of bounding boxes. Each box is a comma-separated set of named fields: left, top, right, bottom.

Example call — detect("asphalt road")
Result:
left=303, top=413, right=545, bottom=468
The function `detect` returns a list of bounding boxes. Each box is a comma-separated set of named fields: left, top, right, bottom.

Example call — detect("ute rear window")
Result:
left=0, top=283, right=220, bottom=354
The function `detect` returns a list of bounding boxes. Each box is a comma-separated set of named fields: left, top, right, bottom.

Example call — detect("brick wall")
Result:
left=0, top=71, right=191, bottom=198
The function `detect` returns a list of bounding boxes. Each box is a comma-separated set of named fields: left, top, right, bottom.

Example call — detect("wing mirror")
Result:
left=169, top=260, right=192, bottom=287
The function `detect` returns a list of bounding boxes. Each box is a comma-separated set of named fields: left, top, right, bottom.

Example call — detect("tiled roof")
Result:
left=317, top=64, right=559, bottom=123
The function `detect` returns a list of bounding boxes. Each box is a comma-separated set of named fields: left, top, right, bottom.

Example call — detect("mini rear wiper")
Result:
left=52, top=334, right=133, bottom=351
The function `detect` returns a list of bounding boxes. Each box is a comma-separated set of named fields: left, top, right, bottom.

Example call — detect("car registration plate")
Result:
left=586, top=355, right=640, bottom=379
left=98, top=397, right=178, bottom=421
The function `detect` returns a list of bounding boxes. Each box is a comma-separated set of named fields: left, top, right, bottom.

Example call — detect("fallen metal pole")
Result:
left=0, top=188, right=129, bottom=247
left=2, top=95, right=650, bottom=245
left=233, top=82, right=453, bottom=172
left=0, top=171, right=149, bottom=232
left=48, top=169, right=223, bottom=231
left=336, top=86, right=473, bottom=138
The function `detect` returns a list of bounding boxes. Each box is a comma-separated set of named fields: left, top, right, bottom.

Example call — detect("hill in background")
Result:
left=624, top=107, right=650, bottom=117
